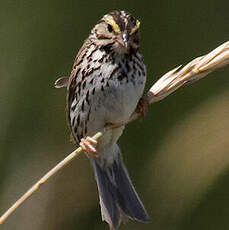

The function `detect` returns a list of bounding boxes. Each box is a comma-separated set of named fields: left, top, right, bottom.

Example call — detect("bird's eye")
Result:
left=107, top=24, right=113, bottom=33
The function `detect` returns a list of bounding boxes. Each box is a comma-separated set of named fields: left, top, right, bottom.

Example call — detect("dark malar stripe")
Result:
left=102, top=42, right=114, bottom=54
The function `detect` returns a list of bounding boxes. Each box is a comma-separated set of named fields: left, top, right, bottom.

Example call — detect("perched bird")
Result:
left=55, top=10, right=149, bottom=229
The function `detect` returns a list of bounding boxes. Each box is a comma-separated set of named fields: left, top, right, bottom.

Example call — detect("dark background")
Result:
left=1, top=0, right=229, bottom=229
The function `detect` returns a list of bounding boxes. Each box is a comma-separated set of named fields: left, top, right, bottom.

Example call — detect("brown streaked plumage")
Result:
left=55, top=10, right=149, bottom=230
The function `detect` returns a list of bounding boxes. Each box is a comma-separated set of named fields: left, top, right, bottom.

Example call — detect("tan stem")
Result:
left=0, top=130, right=105, bottom=224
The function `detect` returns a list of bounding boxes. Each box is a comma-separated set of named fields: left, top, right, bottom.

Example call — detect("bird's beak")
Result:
left=121, top=31, right=129, bottom=48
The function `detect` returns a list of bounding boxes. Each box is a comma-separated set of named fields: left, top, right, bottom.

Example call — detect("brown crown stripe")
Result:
left=109, top=11, right=138, bottom=33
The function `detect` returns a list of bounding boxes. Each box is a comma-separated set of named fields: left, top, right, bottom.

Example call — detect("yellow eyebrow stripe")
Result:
left=130, top=20, right=140, bottom=35
left=104, top=15, right=121, bottom=33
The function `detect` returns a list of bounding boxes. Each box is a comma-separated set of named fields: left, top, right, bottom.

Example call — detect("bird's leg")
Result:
left=80, top=136, right=98, bottom=156
left=135, top=96, right=149, bottom=118
left=80, top=121, right=125, bottom=156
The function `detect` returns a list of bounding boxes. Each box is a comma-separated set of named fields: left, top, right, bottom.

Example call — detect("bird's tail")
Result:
left=90, top=145, right=149, bottom=229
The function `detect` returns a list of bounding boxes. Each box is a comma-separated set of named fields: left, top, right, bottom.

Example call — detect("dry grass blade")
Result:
left=147, top=41, right=229, bottom=104
left=1, top=41, right=229, bottom=225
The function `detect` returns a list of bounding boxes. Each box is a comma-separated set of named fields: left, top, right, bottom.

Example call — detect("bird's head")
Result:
left=91, top=10, right=141, bottom=55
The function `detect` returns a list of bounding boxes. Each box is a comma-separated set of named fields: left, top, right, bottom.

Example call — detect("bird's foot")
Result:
left=136, top=97, right=149, bottom=118
left=80, top=136, right=98, bottom=157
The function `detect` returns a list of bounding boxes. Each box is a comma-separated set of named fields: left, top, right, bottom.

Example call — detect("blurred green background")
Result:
left=1, top=0, right=229, bottom=229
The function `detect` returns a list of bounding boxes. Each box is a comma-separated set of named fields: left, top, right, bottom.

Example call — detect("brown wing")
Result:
left=66, top=39, right=92, bottom=142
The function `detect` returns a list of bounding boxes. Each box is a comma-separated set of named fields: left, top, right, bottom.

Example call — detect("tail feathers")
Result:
left=93, top=161, right=121, bottom=229
left=113, top=156, right=149, bottom=222
left=91, top=149, right=149, bottom=229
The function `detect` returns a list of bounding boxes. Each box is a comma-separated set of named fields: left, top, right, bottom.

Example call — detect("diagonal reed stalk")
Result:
left=1, top=41, right=229, bottom=225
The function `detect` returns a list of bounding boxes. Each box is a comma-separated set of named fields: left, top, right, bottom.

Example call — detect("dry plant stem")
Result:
left=148, top=41, right=229, bottom=104
left=1, top=40, right=229, bottom=225
left=0, top=130, right=106, bottom=225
